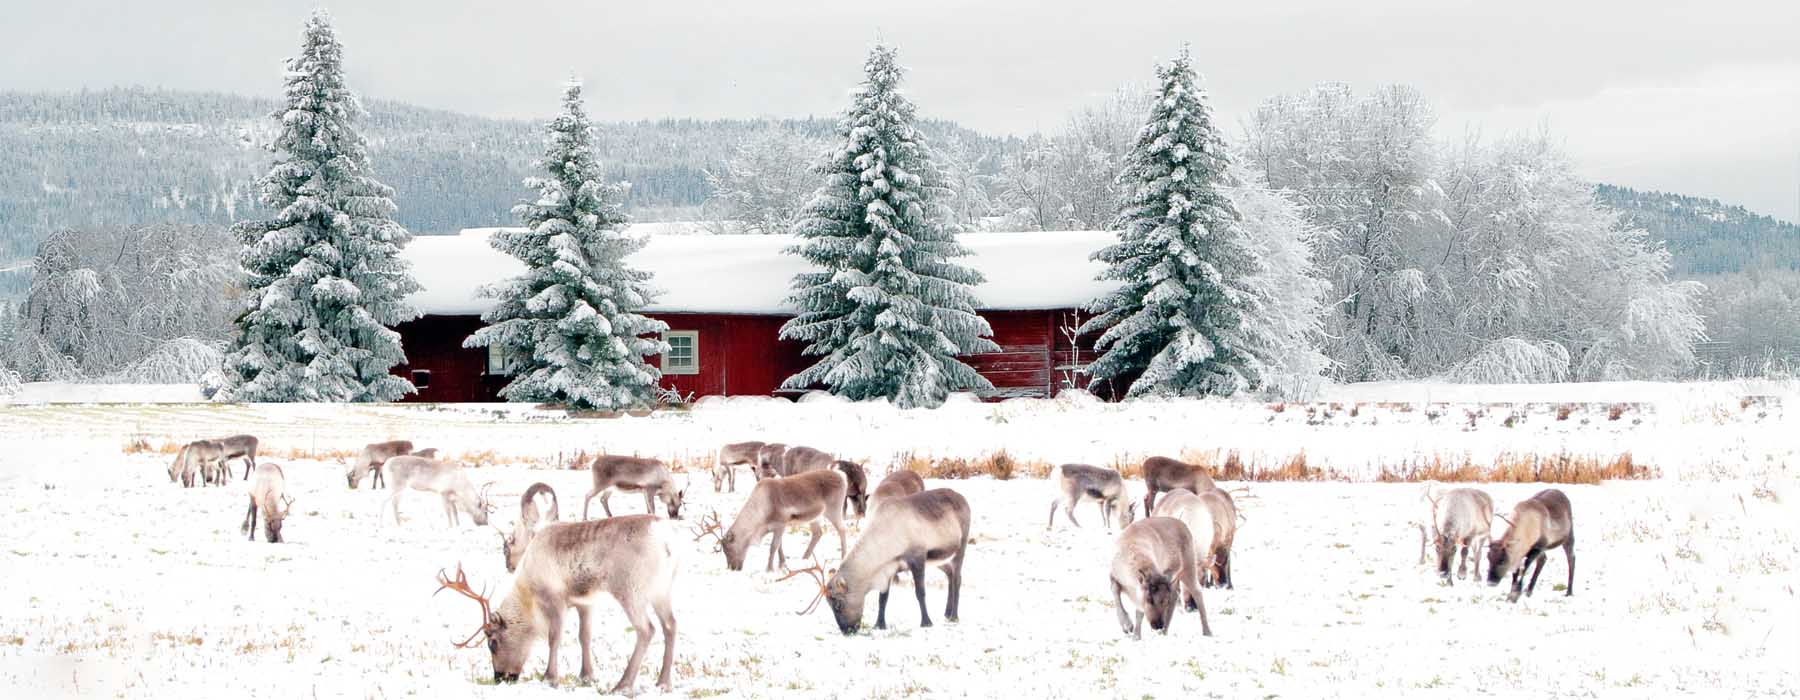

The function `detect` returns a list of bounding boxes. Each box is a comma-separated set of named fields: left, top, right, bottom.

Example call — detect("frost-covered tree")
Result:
left=463, top=80, right=669, bottom=410
left=702, top=128, right=825, bottom=234
left=218, top=10, right=418, bottom=402
left=1223, top=163, right=1332, bottom=398
left=1082, top=49, right=1259, bottom=398
left=779, top=44, right=998, bottom=408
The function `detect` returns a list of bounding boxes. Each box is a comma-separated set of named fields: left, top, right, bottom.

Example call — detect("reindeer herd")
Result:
left=156, top=436, right=1578, bottom=694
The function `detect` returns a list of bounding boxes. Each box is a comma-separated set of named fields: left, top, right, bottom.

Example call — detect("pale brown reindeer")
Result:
left=1487, top=489, right=1575, bottom=602
left=1049, top=463, right=1135, bottom=531
left=714, top=441, right=765, bottom=493
left=866, top=470, right=925, bottom=525
left=379, top=455, right=492, bottom=527
left=1141, top=456, right=1216, bottom=514
left=213, top=434, right=259, bottom=481
left=1153, top=488, right=1238, bottom=588
left=755, top=442, right=788, bottom=479
left=823, top=488, right=971, bottom=634
left=1425, top=485, right=1495, bottom=584
left=721, top=469, right=849, bottom=572
left=411, top=447, right=440, bottom=459
left=240, top=463, right=293, bottom=543
left=581, top=455, right=687, bottom=520
left=1110, top=516, right=1213, bottom=639
left=776, top=445, right=835, bottom=476
left=344, top=439, right=413, bottom=489
left=498, top=482, right=560, bottom=573
left=437, top=515, right=678, bottom=692
left=169, top=440, right=226, bottom=488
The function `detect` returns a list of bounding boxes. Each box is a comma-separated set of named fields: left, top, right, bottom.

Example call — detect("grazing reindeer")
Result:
left=241, top=463, right=293, bottom=543
left=1110, top=516, right=1213, bottom=639
left=581, top=455, right=688, bottom=520
left=498, top=482, right=561, bottom=573
left=1426, top=486, right=1495, bottom=584
left=1141, top=456, right=1215, bottom=514
left=715, top=441, right=765, bottom=493
left=379, top=455, right=492, bottom=527
left=1487, top=489, right=1575, bottom=602
left=170, top=440, right=226, bottom=488
left=411, top=447, right=440, bottom=459
left=866, top=470, right=925, bottom=525
left=436, top=515, right=679, bottom=692
left=776, top=445, right=835, bottom=477
left=344, top=439, right=413, bottom=489
left=1048, top=463, right=1135, bottom=531
left=836, top=461, right=869, bottom=517
left=1153, top=488, right=1238, bottom=588
left=755, top=442, right=788, bottom=479
left=721, top=470, right=849, bottom=572
left=823, top=488, right=971, bottom=634
left=212, top=434, right=259, bottom=480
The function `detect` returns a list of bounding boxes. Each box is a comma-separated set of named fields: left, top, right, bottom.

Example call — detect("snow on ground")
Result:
left=0, top=386, right=1795, bottom=698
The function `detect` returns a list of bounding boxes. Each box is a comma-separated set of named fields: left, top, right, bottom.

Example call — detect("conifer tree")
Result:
left=1081, top=49, right=1258, bottom=397
left=219, top=10, right=418, bottom=402
left=463, top=80, right=669, bottom=410
left=779, top=45, right=998, bottom=409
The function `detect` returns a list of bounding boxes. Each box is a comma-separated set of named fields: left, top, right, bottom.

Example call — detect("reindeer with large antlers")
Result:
left=380, top=455, right=493, bottom=527
left=435, top=513, right=679, bottom=692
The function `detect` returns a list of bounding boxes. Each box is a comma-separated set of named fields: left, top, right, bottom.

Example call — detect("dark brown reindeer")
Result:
left=1048, top=463, right=1136, bottom=531
left=1141, top=456, right=1215, bottom=514
left=1110, top=516, right=1213, bottom=639
left=437, top=514, right=678, bottom=693
left=1487, top=489, right=1575, bottom=602
left=720, top=470, right=849, bottom=572
left=714, top=441, right=765, bottom=493
left=581, top=455, right=687, bottom=520
left=835, top=460, right=869, bottom=517
left=213, top=434, right=259, bottom=480
left=823, top=488, right=971, bottom=634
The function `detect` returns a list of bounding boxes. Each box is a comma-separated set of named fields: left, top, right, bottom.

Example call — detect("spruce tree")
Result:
left=779, top=45, right=998, bottom=409
left=1081, top=49, right=1257, bottom=397
left=463, top=80, right=669, bottom=410
left=218, top=10, right=418, bottom=402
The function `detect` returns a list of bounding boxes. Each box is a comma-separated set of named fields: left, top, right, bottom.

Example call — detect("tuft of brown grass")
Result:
left=1379, top=450, right=1646, bottom=484
left=122, top=437, right=183, bottom=455
left=901, top=450, right=1050, bottom=480
left=1607, top=404, right=1626, bottom=421
left=1555, top=405, right=1573, bottom=421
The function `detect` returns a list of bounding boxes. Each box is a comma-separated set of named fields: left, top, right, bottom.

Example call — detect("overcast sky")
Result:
left=4, top=0, right=1797, bottom=221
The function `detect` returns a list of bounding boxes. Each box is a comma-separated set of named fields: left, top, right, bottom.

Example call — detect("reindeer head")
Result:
left=436, top=564, right=528, bottom=682
left=467, top=483, right=496, bottom=527
left=1116, top=501, right=1139, bottom=530
left=265, top=495, right=294, bottom=543
left=1485, top=512, right=1520, bottom=586
left=496, top=522, right=530, bottom=573
left=661, top=475, right=688, bottom=520
left=339, top=457, right=361, bottom=489
left=1140, top=570, right=1178, bottom=634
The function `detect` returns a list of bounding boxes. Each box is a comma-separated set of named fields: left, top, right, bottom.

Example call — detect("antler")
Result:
left=434, top=563, right=493, bottom=648
left=478, top=482, right=498, bottom=513
left=691, top=509, right=724, bottom=548
left=777, top=560, right=832, bottom=616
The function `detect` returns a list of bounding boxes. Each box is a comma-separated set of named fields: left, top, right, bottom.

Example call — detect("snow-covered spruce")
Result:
left=1081, top=49, right=1260, bottom=398
left=779, top=45, right=998, bottom=409
left=463, top=80, right=669, bottom=411
left=217, top=10, right=419, bottom=402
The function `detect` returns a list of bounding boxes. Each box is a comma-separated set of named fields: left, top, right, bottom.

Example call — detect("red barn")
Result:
left=393, top=228, right=1119, bottom=403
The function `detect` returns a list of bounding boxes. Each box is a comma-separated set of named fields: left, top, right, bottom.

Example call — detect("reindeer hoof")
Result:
left=920, top=620, right=933, bottom=628
left=608, top=682, right=635, bottom=696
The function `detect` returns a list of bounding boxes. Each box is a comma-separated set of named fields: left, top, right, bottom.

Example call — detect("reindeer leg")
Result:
left=1047, top=500, right=1057, bottom=529
left=611, top=597, right=655, bottom=696
left=1525, top=549, right=1548, bottom=597
left=652, top=593, right=676, bottom=691
left=876, top=580, right=892, bottom=630
left=387, top=491, right=404, bottom=527
left=576, top=605, right=595, bottom=683
left=1111, top=580, right=1134, bottom=637
left=600, top=490, right=615, bottom=518
left=1563, top=536, right=1576, bottom=597
left=800, top=520, right=822, bottom=560
left=941, top=558, right=962, bottom=622
left=244, top=503, right=256, bottom=540
left=1219, top=547, right=1233, bottom=590
left=642, top=488, right=655, bottom=516
left=768, top=526, right=785, bottom=572
left=830, top=507, right=848, bottom=561
left=906, top=557, right=932, bottom=628
left=581, top=486, right=600, bottom=520
left=542, top=605, right=565, bottom=686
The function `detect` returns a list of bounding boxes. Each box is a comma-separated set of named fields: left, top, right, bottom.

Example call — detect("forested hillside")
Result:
left=1595, top=184, right=1800, bottom=276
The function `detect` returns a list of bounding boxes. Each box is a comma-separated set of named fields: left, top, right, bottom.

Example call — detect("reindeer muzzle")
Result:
left=494, top=671, right=519, bottom=683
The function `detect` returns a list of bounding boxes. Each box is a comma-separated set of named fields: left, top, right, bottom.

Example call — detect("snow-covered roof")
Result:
left=404, top=227, right=1119, bottom=316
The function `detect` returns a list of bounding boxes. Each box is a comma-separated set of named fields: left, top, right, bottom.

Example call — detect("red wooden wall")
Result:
left=393, top=309, right=1106, bottom=403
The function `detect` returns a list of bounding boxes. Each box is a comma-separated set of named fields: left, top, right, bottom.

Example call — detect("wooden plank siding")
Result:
left=393, top=308, right=1107, bottom=403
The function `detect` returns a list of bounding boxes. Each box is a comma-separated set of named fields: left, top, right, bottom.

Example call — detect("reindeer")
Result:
left=715, top=441, right=765, bottom=493
left=721, top=469, right=849, bottom=572
left=436, top=515, right=678, bottom=692
left=835, top=461, right=869, bottom=517
left=212, top=434, right=259, bottom=480
left=1048, top=463, right=1136, bottom=531
left=1423, top=485, right=1495, bottom=584
left=344, top=439, right=413, bottom=489
left=1110, top=516, right=1213, bottom=639
left=776, top=445, right=834, bottom=477
left=1153, top=488, right=1238, bottom=588
left=822, top=488, right=971, bottom=634
left=1487, top=489, right=1575, bottom=602
left=866, top=470, right=925, bottom=524
left=241, top=463, right=293, bottom=543
left=379, top=455, right=492, bottom=527
left=581, top=455, right=688, bottom=520
left=1141, top=456, right=1215, bottom=514
left=498, top=482, right=561, bottom=573
left=755, top=442, right=788, bottom=479
left=411, top=447, right=440, bottom=459
left=169, top=440, right=226, bottom=488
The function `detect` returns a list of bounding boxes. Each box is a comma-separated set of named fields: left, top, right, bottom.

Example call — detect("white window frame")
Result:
left=485, top=343, right=515, bottom=377
left=662, top=331, right=700, bottom=375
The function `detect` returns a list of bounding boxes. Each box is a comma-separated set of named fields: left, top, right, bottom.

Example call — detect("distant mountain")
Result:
left=0, top=87, right=1011, bottom=297
left=1595, top=184, right=1800, bottom=277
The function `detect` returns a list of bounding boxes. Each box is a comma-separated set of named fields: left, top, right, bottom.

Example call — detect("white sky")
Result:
left=3, top=0, right=1796, bottom=221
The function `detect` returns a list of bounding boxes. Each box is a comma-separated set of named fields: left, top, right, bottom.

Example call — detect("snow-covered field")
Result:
left=1, top=385, right=1796, bottom=697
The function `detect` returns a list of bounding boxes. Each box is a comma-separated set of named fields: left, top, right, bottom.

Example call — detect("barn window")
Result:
left=410, top=370, right=432, bottom=388
left=485, top=344, right=515, bottom=376
left=662, top=331, right=699, bottom=375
